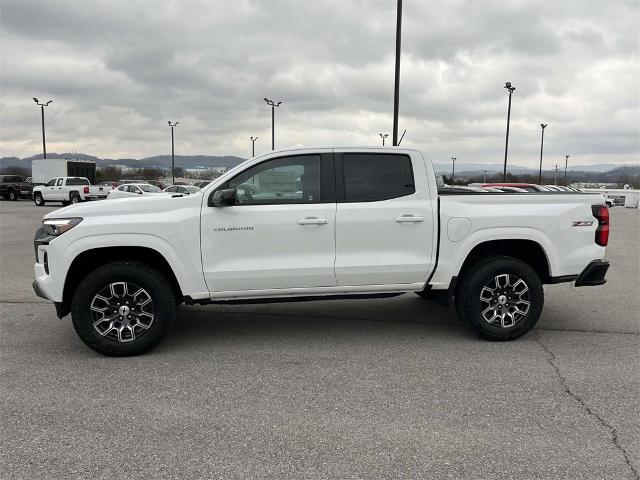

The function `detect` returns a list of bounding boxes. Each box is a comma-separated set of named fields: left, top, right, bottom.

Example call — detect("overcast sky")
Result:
left=1, top=0, right=638, bottom=167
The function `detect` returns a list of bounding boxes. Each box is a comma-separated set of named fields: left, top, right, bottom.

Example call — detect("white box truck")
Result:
left=31, top=159, right=97, bottom=185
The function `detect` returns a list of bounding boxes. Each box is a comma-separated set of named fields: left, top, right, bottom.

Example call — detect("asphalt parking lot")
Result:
left=1, top=199, right=638, bottom=479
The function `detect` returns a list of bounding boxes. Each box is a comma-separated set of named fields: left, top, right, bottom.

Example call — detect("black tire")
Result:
left=8, top=189, right=17, bottom=201
left=71, top=261, right=176, bottom=356
left=70, top=194, right=81, bottom=204
left=33, top=193, right=45, bottom=206
left=455, top=255, right=543, bottom=341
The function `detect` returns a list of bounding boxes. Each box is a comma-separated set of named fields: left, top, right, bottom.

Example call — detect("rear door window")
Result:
left=340, top=153, right=415, bottom=202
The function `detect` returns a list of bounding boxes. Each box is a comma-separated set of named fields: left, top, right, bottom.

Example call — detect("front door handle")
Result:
left=298, top=217, right=329, bottom=225
left=395, top=215, right=425, bottom=223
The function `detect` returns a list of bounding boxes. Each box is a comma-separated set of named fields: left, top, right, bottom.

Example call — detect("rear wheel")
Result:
left=71, top=261, right=176, bottom=356
left=70, top=194, right=81, bottom=204
left=8, top=189, right=17, bottom=201
left=455, top=256, right=543, bottom=341
left=33, top=193, right=45, bottom=206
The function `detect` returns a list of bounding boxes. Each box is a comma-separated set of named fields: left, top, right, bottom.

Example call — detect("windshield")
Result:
left=139, top=184, right=161, bottom=192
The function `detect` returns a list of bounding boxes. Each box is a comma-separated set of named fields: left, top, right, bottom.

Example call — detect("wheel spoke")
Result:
left=495, top=274, right=510, bottom=289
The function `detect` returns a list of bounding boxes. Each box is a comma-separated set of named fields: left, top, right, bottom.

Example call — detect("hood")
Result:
left=43, top=193, right=202, bottom=220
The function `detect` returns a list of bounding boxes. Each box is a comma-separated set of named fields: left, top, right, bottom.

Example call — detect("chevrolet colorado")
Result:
left=33, top=147, right=610, bottom=356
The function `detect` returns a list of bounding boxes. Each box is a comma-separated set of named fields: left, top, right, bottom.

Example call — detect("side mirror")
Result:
left=209, top=188, right=236, bottom=207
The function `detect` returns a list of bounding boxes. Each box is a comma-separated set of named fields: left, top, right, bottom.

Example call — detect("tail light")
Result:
left=591, top=205, right=609, bottom=247
left=83, top=186, right=90, bottom=194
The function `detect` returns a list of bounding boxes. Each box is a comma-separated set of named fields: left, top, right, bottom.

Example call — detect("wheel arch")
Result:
left=60, top=246, right=183, bottom=317
left=458, top=239, right=551, bottom=283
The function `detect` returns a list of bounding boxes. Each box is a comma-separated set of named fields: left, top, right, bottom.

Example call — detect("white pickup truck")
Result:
left=32, top=177, right=110, bottom=206
left=32, top=147, right=610, bottom=356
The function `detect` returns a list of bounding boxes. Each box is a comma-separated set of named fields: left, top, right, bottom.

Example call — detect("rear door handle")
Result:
left=395, top=215, right=425, bottom=223
left=298, top=217, right=329, bottom=225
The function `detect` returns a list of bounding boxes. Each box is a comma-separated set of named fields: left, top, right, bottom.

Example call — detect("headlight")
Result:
left=43, top=218, right=83, bottom=236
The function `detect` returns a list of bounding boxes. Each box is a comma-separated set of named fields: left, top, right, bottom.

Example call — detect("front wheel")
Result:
left=33, top=193, right=45, bottom=206
left=455, top=256, right=544, bottom=341
left=71, top=261, right=176, bottom=356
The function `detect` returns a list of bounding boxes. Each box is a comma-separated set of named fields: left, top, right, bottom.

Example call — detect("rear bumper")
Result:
left=575, top=260, right=610, bottom=287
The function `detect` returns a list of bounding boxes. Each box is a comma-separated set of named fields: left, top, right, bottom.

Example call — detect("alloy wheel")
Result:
left=479, top=273, right=530, bottom=328
left=90, top=282, right=154, bottom=342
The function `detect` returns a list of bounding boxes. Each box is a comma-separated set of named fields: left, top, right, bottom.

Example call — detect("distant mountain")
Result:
left=1, top=153, right=637, bottom=178
left=0, top=153, right=247, bottom=171
left=433, top=162, right=639, bottom=175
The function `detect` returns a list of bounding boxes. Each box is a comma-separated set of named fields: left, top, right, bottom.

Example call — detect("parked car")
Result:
left=117, top=179, right=149, bottom=185
left=470, top=183, right=551, bottom=192
left=193, top=180, right=212, bottom=188
left=0, top=174, right=33, bottom=201
left=492, top=186, right=529, bottom=193
left=146, top=180, right=168, bottom=190
left=33, top=147, right=610, bottom=356
left=106, top=183, right=165, bottom=199
left=163, top=185, right=201, bottom=195
left=32, top=177, right=109, bottom=206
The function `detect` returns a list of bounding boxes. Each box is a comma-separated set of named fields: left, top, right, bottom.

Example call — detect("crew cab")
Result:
left=32, top=177, right=109, bottom=206
left=0, top=175, right=33, bottom=201
left=32, top=147, right=610, bottom=356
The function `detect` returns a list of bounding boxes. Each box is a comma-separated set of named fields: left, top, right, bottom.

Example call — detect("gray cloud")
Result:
left=0, top=0, right=638, bottom=166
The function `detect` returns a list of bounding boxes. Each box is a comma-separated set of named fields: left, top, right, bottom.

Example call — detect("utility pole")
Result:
left=168, top=121, right=179, bottom=184
left=554, top=164, right=558, bottom=186
left=538, top=123, right=548, bottom=184
left=483, top=170, right=487, bottom=183
left=392, top=0, right=403, bottom=146
left=33, top=98, right=52, bottom=159
left=379, top=133, right=389, bottom=146
left=263, top=98, right=282, bottom=150
left=250, top=136, right=259, bottom=157
left=564, top=155, right=570, bottom=186
left=451, top=157, right=456, bottom=184
left=503, top=82, right=516, bottom=182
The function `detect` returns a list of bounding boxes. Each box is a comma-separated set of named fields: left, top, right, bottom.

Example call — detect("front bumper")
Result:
left=575, top=260, right=610, bottom=287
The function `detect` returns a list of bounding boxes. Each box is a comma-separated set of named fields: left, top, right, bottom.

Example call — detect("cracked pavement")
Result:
left=1, top=201, right=639, bottom=479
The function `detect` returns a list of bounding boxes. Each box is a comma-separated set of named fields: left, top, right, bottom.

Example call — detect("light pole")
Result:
left=392, top=0, right=403, bottom=146
left=564, top=155, right=570, bottom=186
left=263, top=98, right=282, bottom=150
left=168, top=121, right=179, bottom=184
left=483, top=170, right=487, bottom=183
left=502, top=82, right=516, bottom=182
left=554, top=164, right=558, bottom=186
left=451, top=157, right=456, bottom=184
left=379, top=133, right=389, bottom=146
left=538, top=123, right=548, bottom=185
left=33, top=98, right=52, bottom=159
left=250, top=136, right=259, bottom=157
